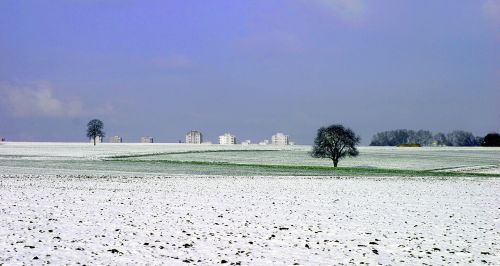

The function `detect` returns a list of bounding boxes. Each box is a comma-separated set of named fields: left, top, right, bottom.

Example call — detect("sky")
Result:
left=0, top=0, right=499, bottom=144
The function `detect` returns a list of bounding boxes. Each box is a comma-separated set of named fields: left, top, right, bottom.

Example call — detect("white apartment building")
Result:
left=219, top=133, right=236, bottom=145
left=141, top=136, right=154, bottom=143
left=272, top=133, right=290, bottom=145
left=241, top=140, right=251, bottom=146
left=186, top=130, right=203, bottom=144
left=110, top=136, right=122, bottom=143
left=259, top=139, right=270, bottom=145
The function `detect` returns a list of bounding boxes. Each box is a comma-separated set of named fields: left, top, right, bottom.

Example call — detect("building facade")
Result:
left=259, top=139, right=269, bottom=145
left=219, top=133, right=236, bottom=145
left=186, top=130, right=203, bottom=144
left=272, top=133, right=290, bottom=145
left=141, top=136, right=154, bottom=143
left=110, top=136, right=122, bottom=143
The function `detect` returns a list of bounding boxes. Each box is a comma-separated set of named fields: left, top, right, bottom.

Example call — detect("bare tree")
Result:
left=86, top=119, right=105, bottom=146
left=433, top=132, right=447, bottom=146
left=370, top=129, right=410, bottom=146
left=311, top=124, right=360, bottom=167
left=446, top=130, right=478, bottom=146
left=414, top=130, right=433, bottom=146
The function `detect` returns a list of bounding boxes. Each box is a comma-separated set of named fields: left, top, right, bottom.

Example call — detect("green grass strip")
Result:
left=105, top=159, right=500, bottom=177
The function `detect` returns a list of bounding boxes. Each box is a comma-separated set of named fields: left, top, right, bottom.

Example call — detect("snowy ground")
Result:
left=1, top=142, right=499, bottom=173
left=0, top=143, right=499, bottom=264
left=0, top=176, right=499, bottom=265
left=0, top=142, right=289, bottom=161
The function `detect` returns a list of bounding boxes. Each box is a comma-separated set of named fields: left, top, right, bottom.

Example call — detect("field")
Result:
left=0, top=142, right=499, bottom=265
left=1, top=142, right=499, bottom=177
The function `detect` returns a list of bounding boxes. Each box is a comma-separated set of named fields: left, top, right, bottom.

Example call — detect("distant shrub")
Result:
left=482, top=133, right=500, bottom=147
left=397, top=143, right=421, bottom=147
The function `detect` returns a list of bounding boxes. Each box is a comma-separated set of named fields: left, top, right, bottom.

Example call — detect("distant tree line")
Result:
left=370, top=130, right=500, bottom=147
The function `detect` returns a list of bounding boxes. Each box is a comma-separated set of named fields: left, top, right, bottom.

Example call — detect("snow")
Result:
left=0, top=176, right=498, bottom=265
left=0, top=142, right=290, bottom=161
left=438, top=165, right=500, bottom=174
left=1, top=142, right=499, bottom=172
left=0, top=143, right=499, bottom=264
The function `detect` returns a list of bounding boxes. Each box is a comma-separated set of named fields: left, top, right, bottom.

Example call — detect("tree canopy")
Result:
left=311, top=124, right=360, bottom=167
left=482, top=132, right=500, bottom=147
left=86, top=119, right=105, bottom=146
left=370, top=129, right=482, bottom=146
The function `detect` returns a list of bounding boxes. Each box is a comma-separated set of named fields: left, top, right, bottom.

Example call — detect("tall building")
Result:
left=219, top=133, right=236, bottom=145
left=141, top=136, right=154, bottom=143
left=110, top=136, right=122, bottom=143
left=272, top=133, right=289, bottom=145
left=186, top=130, right=203, bottom=144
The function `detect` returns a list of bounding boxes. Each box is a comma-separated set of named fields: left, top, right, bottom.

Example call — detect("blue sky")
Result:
left=0, top=0, right=499, bottom=144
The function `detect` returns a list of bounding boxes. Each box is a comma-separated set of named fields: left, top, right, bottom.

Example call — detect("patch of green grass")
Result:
left=105, top=159, right=500, bottom=177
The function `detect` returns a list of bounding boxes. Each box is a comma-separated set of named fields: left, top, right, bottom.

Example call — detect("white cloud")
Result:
left=311, top=0, right=366, bottom=22
left=0, top=81, right=85, bottom=118
left=483, top=0, right=500, bottom=25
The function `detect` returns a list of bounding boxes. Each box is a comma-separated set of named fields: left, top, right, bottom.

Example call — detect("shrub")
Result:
left=482, top=133, right=500, bottom=147
left=397, top=143, right=421, bottom=147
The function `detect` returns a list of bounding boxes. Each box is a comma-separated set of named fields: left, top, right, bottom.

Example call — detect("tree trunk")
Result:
left=333, top=160, right=338, bottom=168
left=93, top=136, right=96, bottom=146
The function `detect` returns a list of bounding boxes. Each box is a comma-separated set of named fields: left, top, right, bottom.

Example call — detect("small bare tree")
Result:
left=86, top=119, right=105, bottom=146
left=311, top=124, right=360, bottom=167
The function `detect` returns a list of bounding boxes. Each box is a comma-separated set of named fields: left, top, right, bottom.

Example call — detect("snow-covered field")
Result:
left=133, top=147, right=500, bottom=171
left=0, top=176, right=498, bottom=265
left=0, top=142, right=499, bottom=264
left=0, top=142, right=286, bottom=161
left=1, top=142, right=499, bottom=173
